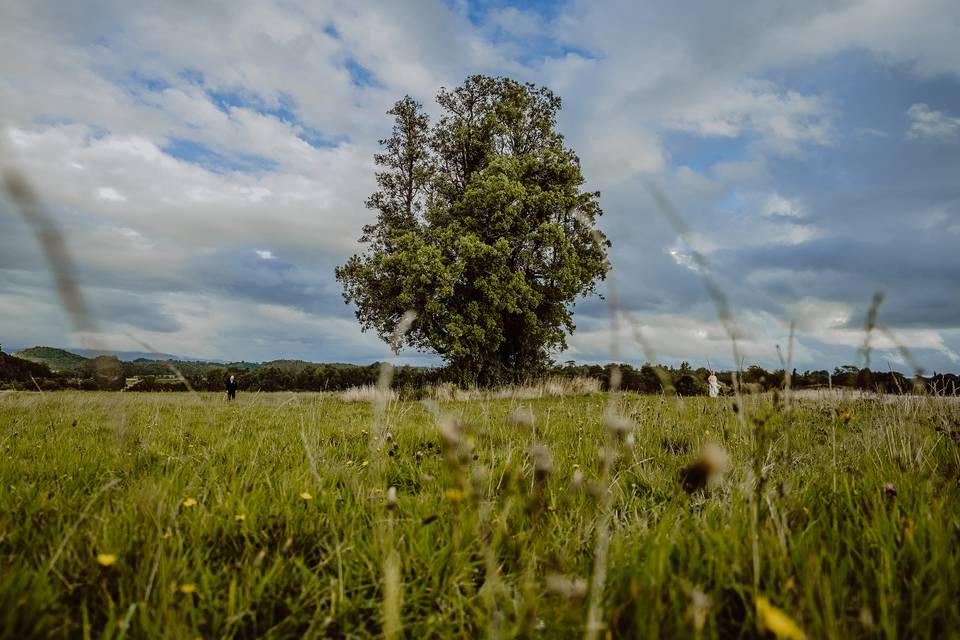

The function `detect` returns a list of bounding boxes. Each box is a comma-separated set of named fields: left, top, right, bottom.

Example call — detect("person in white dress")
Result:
left=708, top=371, right=719, bottom=398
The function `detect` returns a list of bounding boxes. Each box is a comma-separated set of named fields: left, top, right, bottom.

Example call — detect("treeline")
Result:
left=552, top=362, right=959, bottom=396
left=1, top=350, right=957, bottom=395
left=0, top=352, right=444, bottom=392
left=127, top=362, right=442, bottom=393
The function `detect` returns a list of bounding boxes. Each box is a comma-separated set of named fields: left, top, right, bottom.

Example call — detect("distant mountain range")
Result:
left=8, top=346, right=363, bottom=373
left=67, top=348, right=220, bottom=363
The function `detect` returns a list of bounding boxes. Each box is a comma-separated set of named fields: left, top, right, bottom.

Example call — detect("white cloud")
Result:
left=4, top=124, right=373, bottom=254
left=563, top=300, right=959, bottom=369
left=95, top=187, right=127, bottom=202
left=485, top=7, right=543, bottom=39
left=784, top=297, right=960, bottom=364
left=562, top=307, right=817, bottom=368
left=906, top=103, right=960, bottom=141
left=1, top=0, right=959, bottom=370
left=664, top=82, right=833, bottom=153
left=667, top=248, right=700, bottom=273
left=762, top=193, right=804, bottom=218
left=580, top=123, right=665, bottom=185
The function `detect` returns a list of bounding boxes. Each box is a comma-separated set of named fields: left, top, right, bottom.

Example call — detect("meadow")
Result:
left=0, top=389, right=958, bottom=638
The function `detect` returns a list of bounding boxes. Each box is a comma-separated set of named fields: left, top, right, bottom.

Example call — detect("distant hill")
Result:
left=7, top=346, right=390, bottom=375
left=13, top=346, right=88, bottom=372
left=0, top=352, right=53, bottom=383
left=260, top=359, right=316, bottom=373
left=69, top=348, right=216, bottom=363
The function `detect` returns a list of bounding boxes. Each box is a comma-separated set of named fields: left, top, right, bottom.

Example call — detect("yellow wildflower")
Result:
left=234, top=514, right=246, bottom=523
left=756, top=597, right=806, bottom=640
left=445, top=488, right=466, bottom=502
left=300, top=492, right=313, bottom=501
left=179, top=583, right=197, bottom=594
left=346, top=460, right=354, bottom=466
left=840, top=411, right=853, bottom=424
left=96, top=553, right=117, bottom=566
left=361, top=460, right=369, bottom=468
left=182, top=497, right=198, bottom=508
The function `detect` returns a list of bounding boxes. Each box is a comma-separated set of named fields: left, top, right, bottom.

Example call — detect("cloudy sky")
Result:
left=1, top=0, right=959, bottom=372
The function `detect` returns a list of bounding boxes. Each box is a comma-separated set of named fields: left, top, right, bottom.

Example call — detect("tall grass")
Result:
left=339, top=377, right=602, bottom=404
left=1, top=390, right=958, bottom=637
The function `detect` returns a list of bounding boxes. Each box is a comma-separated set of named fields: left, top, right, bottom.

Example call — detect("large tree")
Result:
left=336, top=75, right=609, bottom=385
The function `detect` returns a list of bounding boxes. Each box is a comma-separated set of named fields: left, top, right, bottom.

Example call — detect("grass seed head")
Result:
left=680, top=443, right=730, bottom=493
left=530, top=444, right=553, bottom=484
left=687, top=587, right=712, bottom=633
left=510, top=408, right=535, bottom=431
left=858, top=606, right=876, bottom=630
left=545, top=573, right=588, bottom=602
left=603, top=411, right=633, bottom=440
left=570, top=469, right=585, bottom=490
left=439, top=417, right=462, bottom=448
left=701, top=442, right=730, bottom=473
left=386, top=486, right=398, bottom=510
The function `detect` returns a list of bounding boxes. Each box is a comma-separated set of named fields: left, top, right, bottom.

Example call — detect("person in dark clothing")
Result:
left=226, top=375, right=237, bottom=400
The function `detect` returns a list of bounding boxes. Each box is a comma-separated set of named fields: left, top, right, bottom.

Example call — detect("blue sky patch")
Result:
left=206, top=88, right=298, bottom=122
left=453, top=0, right=568, bottom=26
left=127, top=70, right=171, bottom=93
left=162, top=137, right=278, bottom=173
left=205, top=88, right=342, bottom=148
left=297, top=126, right=343, bottom=149
left=344, top=58, right=380, bottom=88
left=178, top=68, right=205, bottom=86
left=665, top=131, right=752, bottom=173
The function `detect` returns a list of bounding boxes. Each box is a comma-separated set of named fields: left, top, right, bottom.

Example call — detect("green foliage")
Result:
left=12, top=346, right=88, bottom=372
left=336, top=76, right=610, bottom=385
left=79, top=355, right=126, bottom=391
left=0, top=392, right=958, bottom=637
left=0, top=352, right=53, bottom=385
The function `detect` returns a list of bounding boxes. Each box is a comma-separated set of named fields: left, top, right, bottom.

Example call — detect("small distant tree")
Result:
left=336, top=75, right=610, bottom=385
left=82, top=355, right=124, bottom=390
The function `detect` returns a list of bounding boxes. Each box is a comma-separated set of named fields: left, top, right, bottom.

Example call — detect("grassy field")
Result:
left=0, top=390, right=958, bottom=639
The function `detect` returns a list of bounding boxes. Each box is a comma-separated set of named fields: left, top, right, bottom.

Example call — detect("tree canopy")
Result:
left=336, top=75, right=610, bottom=385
